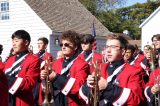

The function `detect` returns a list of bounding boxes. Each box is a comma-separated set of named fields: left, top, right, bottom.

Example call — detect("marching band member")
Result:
left=36, top=37, right=53, bottom=62
left=0, top=61, right=8, bottom=106
left=124, top=44, right=149, bottom=83
left=142, top=45, right=154, bottom=74
left=151, top=34, right=160, bottom=67
left=4, top=30, right=40, bottom=106
left=144, top=68, right=160, bottom=106
left=124, top=44, right=136, bottom=63
left=124, top=44, right=146, bottom=72
left=33, top=37, right=53, bottom=106
left=142, top=45, right=159, bottom=76
left=79, top=34, right=146, bottom=106
left=40, top=30, right=90, bottom=106
left=152, top=34, right=160, bottom=53
left=79, top=34, right=102, bottom=72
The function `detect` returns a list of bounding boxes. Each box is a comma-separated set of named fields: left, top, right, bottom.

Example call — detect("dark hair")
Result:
left=151, top=34, right=160, bottom=41
left=106, top=33, right=128, bottom=48
left=61, top=30, right=81, bottom=52
left=61, top=30, right=80, bottom=47
left=12, top=30, right=31, bottom=45
left=125, top=44, right=135, bottom=53
left=0, top=44, right=3, bottom=51
left=81, top=34, right=95, bottom=44
left=38, top=37, right=49, bottom=45
left=0, top=44, right=3, bottom=55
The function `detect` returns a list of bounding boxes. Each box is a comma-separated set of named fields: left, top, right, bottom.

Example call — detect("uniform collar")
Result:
left=127, top=57, right=134, bottom=63
left=109, top=59, right=124, bottom=68
left=63, top=53, right=78, bottom=68
left=84, top=50, right=92, bottom=58
left=39, top=50, right=45, bottom=55
left=157, top=48, right=160, bottom=54
left=16, top=50, right=29, bottom=61
left=84, top=50, right=92, bottom=55
left=64, top=53, right=78, bottom=63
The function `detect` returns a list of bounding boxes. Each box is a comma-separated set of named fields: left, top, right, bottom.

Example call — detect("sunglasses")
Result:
left=81, top=42, right=89, bottom=44
left=59, top=43, right=70, bottom=47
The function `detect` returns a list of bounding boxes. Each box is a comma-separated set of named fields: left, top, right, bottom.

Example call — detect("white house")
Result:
left=0, top=0, right=110, bottom=61
left=139, top=6, right=160, bottom=49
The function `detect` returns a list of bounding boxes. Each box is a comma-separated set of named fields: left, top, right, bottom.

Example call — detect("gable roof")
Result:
left=139, top=6, right=160, bottom=28
left=24, top=0, right=110, bottom=36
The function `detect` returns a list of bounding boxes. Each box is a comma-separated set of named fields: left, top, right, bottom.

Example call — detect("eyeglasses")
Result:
left=60, top=43, right=70, bottom=47
left=105, top=45, right=121, bottom=50
left=153, top=40, right=159, bottom=42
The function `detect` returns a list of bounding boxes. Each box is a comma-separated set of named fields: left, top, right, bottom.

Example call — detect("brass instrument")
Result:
left=42, top=56, right=54, bottom=106
left=148, top=44, right=160, bottom=106
left=149, top=44, right=156, bottom=71
left=28, top=45, right=33, bottom=54
left=89, top=59, right=101, bottom=106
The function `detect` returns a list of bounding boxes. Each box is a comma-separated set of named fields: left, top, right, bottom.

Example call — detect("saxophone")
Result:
left=42, top=56, right=54, bottom=106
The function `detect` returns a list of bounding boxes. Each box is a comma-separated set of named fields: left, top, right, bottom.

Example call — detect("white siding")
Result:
left=0, top=0, right=52, bottom=61
left=141, top=9, right=160, bottom=49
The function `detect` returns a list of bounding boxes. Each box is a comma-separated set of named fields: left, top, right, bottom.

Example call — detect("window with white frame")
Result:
left=0, top=1, right=9, bottom=20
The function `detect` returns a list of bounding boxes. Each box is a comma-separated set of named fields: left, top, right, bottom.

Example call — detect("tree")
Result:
left=116, top=1, right=160, bottom=39
left=79, top=0, right=160, bottom=39
left=79, top=0, right=126, bottom=14
left=96, top=11, right=121, bottom=32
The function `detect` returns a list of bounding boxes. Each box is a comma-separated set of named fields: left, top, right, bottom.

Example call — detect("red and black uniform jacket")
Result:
left=4, top=51, right=40, bottom=106
left=34, top=51, right=53, bottom=105
left=127, top=54, right=150, bottom=83
left=0, top=62, right=8, bottom=106
left=52, top=53, right=90, bottom=106
left=79, top=50, right=102, bottom=73
left=144, top=68, right=160, bottom=106
left=79, top=59, right=146, bottom=106
left=35, top=51, right=53, bottom=68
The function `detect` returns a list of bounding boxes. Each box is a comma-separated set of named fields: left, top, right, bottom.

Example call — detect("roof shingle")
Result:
left=24, top=0, right=110, bottom=36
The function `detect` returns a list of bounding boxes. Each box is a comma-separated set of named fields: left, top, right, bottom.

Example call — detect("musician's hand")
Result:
left=40, top=69, right=48, bottom=79
left=98, top=77, right=108, bottom=90
left=87, top=74, right=95, bottom=88
left=151, top=84, right=160, bottom=94
left=49, top=71, right=57, bottom=81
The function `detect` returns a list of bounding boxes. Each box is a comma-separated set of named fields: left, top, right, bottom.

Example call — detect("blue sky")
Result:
left=124, top=0, right=147, bottom=7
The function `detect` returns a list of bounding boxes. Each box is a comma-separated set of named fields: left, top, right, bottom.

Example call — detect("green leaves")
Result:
left=79, top=0, right=160, bottom=39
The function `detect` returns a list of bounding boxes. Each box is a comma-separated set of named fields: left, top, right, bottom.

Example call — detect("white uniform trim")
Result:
left=107, top=64, right=125, bottom=83
left=61, top=77, right=76, bottom=95
left=113, top=88, right=131, bottom=106
left=61, top=57, right=78, bottom=75
left=79, top=86, right=89, bottom=104
left=144, top=86, right=151, bottom=102
left=5, top=54, right=28, bottom=74
left=140, top=62, right=146, bottom=69
left=85, top=52, right=93, bottom=62
left=130, top=54, right=139, bottom=65
left=40, top=61, right=45, bottom=69
left=9, top=77, right=23, bottom=95
left=39, top=52, right=45, bottom=59
left=9, top=66, right=21, bottom=76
